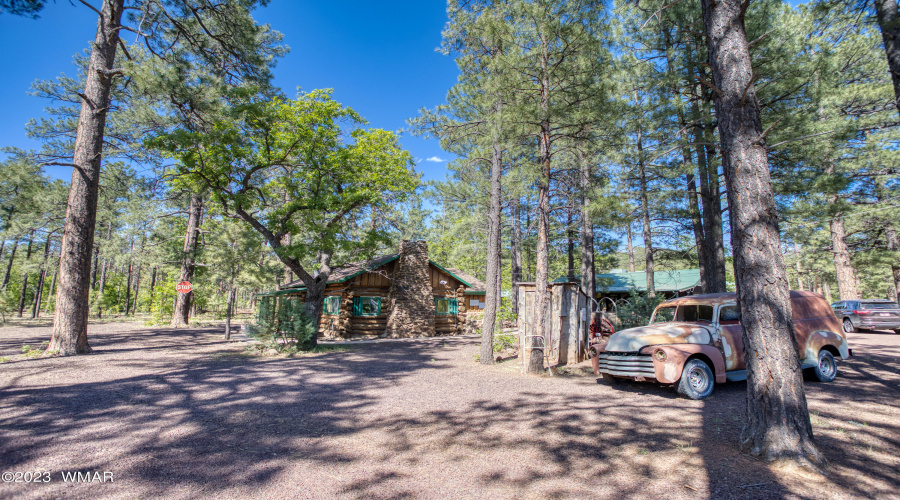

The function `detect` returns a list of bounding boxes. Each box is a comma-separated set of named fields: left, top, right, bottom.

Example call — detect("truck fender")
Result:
left=644, top=344, right=726, bottom=384
left=802, top=330, right=850, bottom=367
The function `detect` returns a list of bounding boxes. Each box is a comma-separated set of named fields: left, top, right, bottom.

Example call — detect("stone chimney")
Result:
left=385, top=240, right=436, bottom=338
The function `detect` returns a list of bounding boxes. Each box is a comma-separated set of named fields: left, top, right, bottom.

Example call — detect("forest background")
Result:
left=0, top=0, right=896, bottom=338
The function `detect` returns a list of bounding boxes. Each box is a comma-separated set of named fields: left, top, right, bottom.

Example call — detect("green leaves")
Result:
left=151, top=89, right=419, bottom=274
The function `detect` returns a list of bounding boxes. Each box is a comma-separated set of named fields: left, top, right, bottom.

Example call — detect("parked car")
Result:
left=830, top=299, right=900, bottom=334
left=588, top=291, right=850, bottom=400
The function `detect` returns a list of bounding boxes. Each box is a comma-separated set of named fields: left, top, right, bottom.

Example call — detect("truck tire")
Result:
left=677, top=359, right=714, bottom=400
left=812, top=350, right=837, bottom=383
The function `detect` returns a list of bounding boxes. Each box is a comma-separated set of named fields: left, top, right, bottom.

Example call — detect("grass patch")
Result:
left=245, top=343, right=353, bottom=357
left=21, top=342, right=49, bottom=358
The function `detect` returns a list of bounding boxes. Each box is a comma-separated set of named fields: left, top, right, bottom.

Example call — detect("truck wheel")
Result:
left=677, top=359, right=714, bottom=400
left=813, top=350, right=837, bottom=383
left=842, top=318, right=856, bottom=333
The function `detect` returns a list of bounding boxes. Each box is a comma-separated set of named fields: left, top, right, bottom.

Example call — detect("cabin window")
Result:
left=323, top=296, right=341, bottom=315
left=435, top=297, right=458, bottom=315
left=353, top=297, right=381, bottom=316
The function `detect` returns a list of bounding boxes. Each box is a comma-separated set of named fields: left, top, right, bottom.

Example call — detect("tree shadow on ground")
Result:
left=1, top=326, right=898, bottom=499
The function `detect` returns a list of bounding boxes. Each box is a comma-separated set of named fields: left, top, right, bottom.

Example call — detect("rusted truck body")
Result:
left=588, top=291, right=850, bottom=399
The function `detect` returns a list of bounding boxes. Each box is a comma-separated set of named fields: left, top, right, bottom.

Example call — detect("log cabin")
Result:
left=257, top=241, right=486, bottom=339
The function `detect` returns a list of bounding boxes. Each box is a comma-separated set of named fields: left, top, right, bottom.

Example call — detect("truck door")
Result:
left=717, top=304, right=744, bottom=371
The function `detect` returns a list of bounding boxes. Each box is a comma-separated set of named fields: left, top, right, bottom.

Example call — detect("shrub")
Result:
left=614, top=291, right=666, bottom=330
left=492, top=333, right=517, bottom=353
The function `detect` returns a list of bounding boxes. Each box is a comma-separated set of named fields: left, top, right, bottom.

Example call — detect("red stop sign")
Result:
left=176, top=281, right=193, bottom=294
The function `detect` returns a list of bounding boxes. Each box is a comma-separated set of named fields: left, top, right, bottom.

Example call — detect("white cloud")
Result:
left=425, top=156, right=447, bottom=163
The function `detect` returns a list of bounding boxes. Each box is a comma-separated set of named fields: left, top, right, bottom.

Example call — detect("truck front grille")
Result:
left=596, top=352, right=656, bottom=379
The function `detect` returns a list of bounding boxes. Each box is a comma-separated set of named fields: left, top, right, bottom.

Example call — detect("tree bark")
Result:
left=687, top=173, right=707, bottom=291
left=626, top=223, right=636, bottom=272
left=827, top=194, right=859, bottom=300
left=45, top=268, right=57, bottom=314
left=566, top=203, right=576, bottom=282
left=637, top=123, right=655, bottom=297
left=510, top=199, right=522, bottom=317
left=171, top=193, right=203, bottom=327
left=875, top=0, right=900, bottom=118
left=528, top=51, right=552, bottom=375
left=17, top=232, right=34, bottom=317
left=131, top=263, right=141, bottom=315
left=224, top=286, right=235, bottom=340
left=699, top=142, right=728, bottom=292
left=702, top=0, right=822, bottom=465
left=148, top=266, right=157, bottom=310
left=578, top=148, right=595, bottom=308
left=481, top=124, right=503, bottom=366
left=49, top=0, right=124, bottom=355
left=690, top=52, right=728, bottom=293
left=2, top=238, right=18, bottom=290
left=124, top=236, right=133, bottom=316
left=31, top=236, right=52, bottom=319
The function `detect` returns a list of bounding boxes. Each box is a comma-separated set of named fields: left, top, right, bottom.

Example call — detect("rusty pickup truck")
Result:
left=588, top=291, right=850, bottom=400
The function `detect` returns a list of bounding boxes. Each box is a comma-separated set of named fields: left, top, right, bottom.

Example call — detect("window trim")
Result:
left=353, top=296, right=381, bottom=316
left=435, top=297, right=458, bottom=316
left=323, top=296, right=341, bottom=315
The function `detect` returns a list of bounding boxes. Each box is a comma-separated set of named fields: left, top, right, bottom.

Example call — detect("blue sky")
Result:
left=0, top=1, right=459, bottom=183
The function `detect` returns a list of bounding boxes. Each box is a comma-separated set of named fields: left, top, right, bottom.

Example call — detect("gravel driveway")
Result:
left=1, top=321, right=898, bottom=499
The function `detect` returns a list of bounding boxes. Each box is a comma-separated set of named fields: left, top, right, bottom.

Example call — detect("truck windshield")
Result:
left=652, top=306, right=676, bottom=323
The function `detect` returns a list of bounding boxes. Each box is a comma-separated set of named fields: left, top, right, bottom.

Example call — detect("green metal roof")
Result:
left=256, top=288, right=306, bottom=297
left=555, top=269, right=701, bottom=293
left=429, top=261, right=473, bottom=288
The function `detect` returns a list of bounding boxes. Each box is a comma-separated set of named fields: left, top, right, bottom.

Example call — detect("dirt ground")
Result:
left=0, top=321, right=898, bottom=500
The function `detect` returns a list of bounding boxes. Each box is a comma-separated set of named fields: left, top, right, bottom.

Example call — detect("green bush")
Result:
left=614, top=291, right=666, bottom=330
left=246, top=296, right=316, bottom=353
left=492, top=332, right=517, bottom=353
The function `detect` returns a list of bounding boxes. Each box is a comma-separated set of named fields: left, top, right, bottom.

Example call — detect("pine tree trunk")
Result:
left=528, top=55, right=552, bottom=375
left=49, top=0, right=124, bottom=355
left=124, top=237, right=133, bottom=316
left=875, top=0, right=900, bottom=118
left=45, top=268, right=57, bottom=314
left=31, top=236, right=52, bottom=319
left=510, top=200, right=522, bottom=317
left=172, top=194, right=203, bottom=327
left=2, top=238, right=18, bottom=290
left=224, top=286, right=235, bottom=340
left=696, top=130, right=728, bottom=293
left=875, top=177, right=899, bottom=301
left=17, top=232, right=34, bottom=317
left=579, top=148, right=595, bottom=307
left=689, top=49, right=728, bottom=294
left=90, top=235, right=100, bottom=290
left=148, top=266, right=157, bottom=311
left=829, top=213, right=859, bottom=300
left=626, top=223, right=636, bottom=272
left=481, top=131, right=503, bottom=366
left=702, top=0, right=822, bottom=465
left=132, top=264, right=141, bottom=315
left=687, top=173, right=707, bottom=291
left=637, top=124, right=655, bottom=297
left=566, top=205, right=575, bottom=282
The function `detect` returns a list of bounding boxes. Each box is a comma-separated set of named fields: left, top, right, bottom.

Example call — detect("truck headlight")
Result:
left=654, top=349, right=667, bottom=361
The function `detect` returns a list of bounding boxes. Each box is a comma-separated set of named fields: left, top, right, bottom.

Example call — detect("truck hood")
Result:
left=605, top=323, right=713, bottom=352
